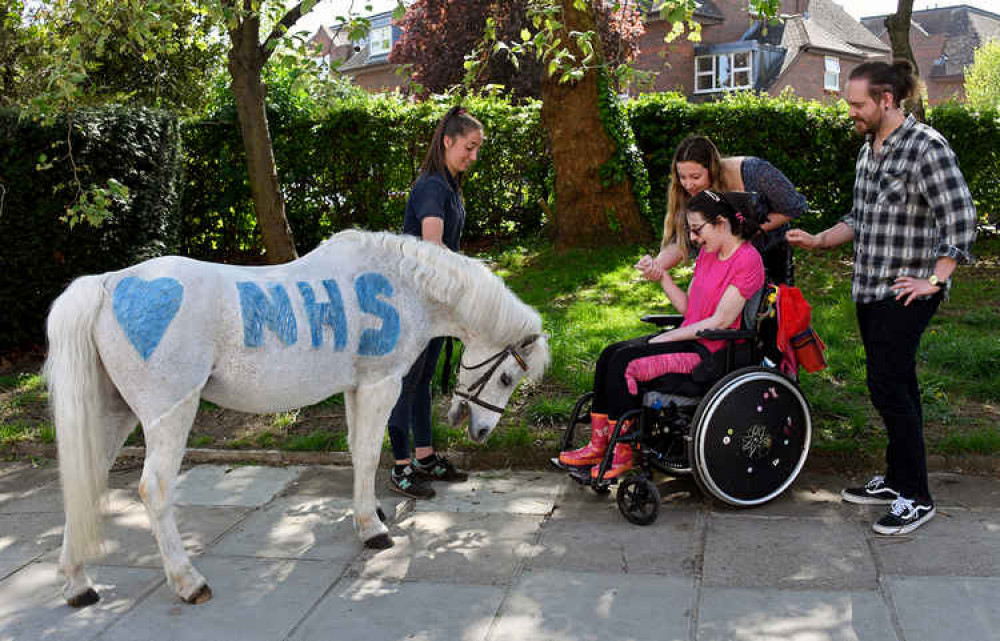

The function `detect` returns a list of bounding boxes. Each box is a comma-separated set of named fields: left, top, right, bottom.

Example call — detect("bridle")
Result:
left=453, top=345, right=529, bottom=414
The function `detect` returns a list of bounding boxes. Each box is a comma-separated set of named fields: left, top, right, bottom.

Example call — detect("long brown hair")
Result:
left=664, top=135, right=725, bottom=258
left=420, top=106, right=483, bottom=189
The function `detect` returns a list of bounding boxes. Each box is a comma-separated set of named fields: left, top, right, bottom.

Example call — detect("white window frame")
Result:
left=369, top=25, right=392, bottom=57
left=824, top=56, right=841, bottom=92
left=694, top=51, right=754, bottom=94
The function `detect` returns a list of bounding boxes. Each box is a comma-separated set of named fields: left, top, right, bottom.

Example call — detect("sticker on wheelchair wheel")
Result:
left=691, top=367, right=811, bottom=506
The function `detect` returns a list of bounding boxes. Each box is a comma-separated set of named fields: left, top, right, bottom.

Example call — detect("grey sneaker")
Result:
left=842, top=475, right=899, bottom=505
left=390, top=464, right=436, bottom=499
left=873, top=496, right=936, bottom=535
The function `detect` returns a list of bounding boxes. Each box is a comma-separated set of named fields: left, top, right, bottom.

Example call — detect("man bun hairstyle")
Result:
left=420, top=105, right=484, bottom=185
left=848, top=60, right=917, bottom=109
left=687, top=190, right=760, bottom=240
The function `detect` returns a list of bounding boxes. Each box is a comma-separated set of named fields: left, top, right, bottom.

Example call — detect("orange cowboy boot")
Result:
left=559, top=413, right=610, bottom=467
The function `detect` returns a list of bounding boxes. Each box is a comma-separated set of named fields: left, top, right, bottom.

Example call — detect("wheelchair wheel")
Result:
left=617, top=476, right=661, bottom=525
left=689, top=366, right=811, bottom=507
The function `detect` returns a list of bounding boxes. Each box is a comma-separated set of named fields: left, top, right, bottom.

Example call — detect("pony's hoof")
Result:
left=183, top=584, right=213, bottom=605
left=67, top=588, right=100, bottom=608
left=376, top=507, right=387, bottom=523
left=364, top=533, right=394, bottom=549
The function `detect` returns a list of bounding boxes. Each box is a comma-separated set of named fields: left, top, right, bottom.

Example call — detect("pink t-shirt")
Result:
left=624, top=242, right=764, bottom=394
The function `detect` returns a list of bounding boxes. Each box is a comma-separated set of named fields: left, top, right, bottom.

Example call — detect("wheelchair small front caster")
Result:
left=617, top=476, right=661, bottom=525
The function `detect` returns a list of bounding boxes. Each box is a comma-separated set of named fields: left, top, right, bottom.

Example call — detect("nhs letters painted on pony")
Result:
left=44, top=230, right=549, bottom=608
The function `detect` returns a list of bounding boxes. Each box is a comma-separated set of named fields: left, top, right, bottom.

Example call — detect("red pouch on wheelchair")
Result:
left=789, top=327, right=827, bottom=373
left=776, top=285, right=828, bottom=374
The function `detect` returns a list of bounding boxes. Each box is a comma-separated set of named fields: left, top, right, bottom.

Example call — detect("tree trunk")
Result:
left=885, top=0, right=925, bottom=121
left=227, top=6, right=298, bottom=264
left=540, top=0, right=652, bottom=250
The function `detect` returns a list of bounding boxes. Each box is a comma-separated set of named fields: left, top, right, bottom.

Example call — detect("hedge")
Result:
left=2, top=95, right=997, bottom=349
left=180, top=95, right=551, bottom=260
left=628, top=92, right=1000, bottom=232
left=0, top=107, right=182, bottom=351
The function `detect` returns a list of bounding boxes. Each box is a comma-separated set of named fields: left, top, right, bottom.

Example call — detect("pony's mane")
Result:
left=323, top=230, right=542, bottom=345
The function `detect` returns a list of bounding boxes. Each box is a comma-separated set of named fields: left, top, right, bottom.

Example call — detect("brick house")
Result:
left=861, top=5, right=1000, bottom=104
left=314, top=0, right=892, bottom=99
left=328, top=10, right=409, bottom=92
left=635, top=0, right=890, bottom=101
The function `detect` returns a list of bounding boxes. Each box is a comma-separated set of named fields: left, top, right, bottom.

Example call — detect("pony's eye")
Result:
left=500, top=372, right=513, bottom=387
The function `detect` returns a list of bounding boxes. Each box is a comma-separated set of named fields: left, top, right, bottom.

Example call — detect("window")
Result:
left=369, top=26, right=391, bottom=56
left=694, top=51, right=753, bottom=93
left=824, top=56, right=841, bottom=92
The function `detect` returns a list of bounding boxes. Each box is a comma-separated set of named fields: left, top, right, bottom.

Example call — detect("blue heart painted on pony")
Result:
left=113, top=276, right=184, bottom=361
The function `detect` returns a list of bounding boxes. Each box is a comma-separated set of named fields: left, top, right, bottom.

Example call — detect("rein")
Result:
left=453, top=345, right=529, bottom=414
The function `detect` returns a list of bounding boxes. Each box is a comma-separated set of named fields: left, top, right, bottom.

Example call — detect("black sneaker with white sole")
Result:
left=842, top=475, right=899, bottom=505
left=390, top=464, right=436, bottom=499
left=414, top=455, right=468, bottom=482
left=873, top=496, right=936, bottom=535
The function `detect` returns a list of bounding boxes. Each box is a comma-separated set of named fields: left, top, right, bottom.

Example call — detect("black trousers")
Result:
left=856, top=293, right=942, bottom=501
left=592, top=335, right=702, bottom=420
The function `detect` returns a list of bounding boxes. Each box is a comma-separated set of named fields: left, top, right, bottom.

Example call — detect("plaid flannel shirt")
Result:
left=842, top=115, right=977, bottom=304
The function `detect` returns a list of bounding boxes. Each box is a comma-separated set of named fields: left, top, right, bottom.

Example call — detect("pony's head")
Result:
left=448, top=333, right=550, bottom=443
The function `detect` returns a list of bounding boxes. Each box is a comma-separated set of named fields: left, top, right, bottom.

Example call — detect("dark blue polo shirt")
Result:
left=402, top=171, right=466, bottom=252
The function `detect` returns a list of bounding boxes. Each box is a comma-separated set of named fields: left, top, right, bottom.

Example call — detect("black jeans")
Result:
left=592, top=335, right=703, bottom=420
left=387, top=337, right=445, bottom=461
left=856, top=293, right=941, bottom=501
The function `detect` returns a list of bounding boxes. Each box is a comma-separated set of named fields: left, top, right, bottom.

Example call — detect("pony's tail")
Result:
left=44, top=275, right=110, bottom=561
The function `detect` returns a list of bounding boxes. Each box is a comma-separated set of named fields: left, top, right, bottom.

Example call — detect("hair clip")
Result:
left=734, top=211, right=745, bottom=223
left=702, top=190, right=721, bottom=202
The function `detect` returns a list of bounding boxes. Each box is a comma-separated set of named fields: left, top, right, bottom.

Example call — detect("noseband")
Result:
left=453, top=345, right=529, bottom=414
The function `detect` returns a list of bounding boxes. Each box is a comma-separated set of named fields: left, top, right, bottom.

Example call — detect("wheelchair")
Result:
left=553, top=285, right=812, bottom=525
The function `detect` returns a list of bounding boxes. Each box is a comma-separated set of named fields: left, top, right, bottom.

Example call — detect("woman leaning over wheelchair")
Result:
left=637, top=135, right=806, bottom=286
left=559, top=190, right=765, bottom=479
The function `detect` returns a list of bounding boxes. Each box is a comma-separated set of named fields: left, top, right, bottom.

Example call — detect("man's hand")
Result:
left=892, top=276, right=940, bottom=306
left=786, top=228, right=821, bottom=250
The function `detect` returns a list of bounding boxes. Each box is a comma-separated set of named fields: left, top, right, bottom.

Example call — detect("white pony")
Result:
left=44, top=229, right=549, bottom=607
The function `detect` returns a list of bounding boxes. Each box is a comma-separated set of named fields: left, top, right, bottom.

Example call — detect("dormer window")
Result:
left=695, top=51, right=753, bottom=93
left=369, top=26, right=391, bottom=57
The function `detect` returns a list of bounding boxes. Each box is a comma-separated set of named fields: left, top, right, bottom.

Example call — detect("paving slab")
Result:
left=276, top=466, right=355, bottom=499
left=350, top=511, right=542, bottom=585
left=0, top=561, right=163, bottom=641
left=412, top=471, right=561, bottom=515
left=927, top=472, right=1000, bottom=510
left=528, top=507, right=700, bottom=576
left=208, top=496, right=405, bottom=561
left=95, top=557, right=341, bottom=641
left=885, top=576, right=1000, bottom=641
left=288, top=577, right=505, bottom=641
left=702, top=513, right=876, bottom=590
left=0, top=463, right=60, bottom=509
left=173, top=465, right=304, bottom=507
left=871, top=508, right=1000, bottom=576
left=489, top=569, right=694, bottom=641
left=697, top=587, right=897, bottom=641
left=0, top=512, right=65, bottom=580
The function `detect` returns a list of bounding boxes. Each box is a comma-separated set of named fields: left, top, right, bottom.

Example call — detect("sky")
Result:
left=291, top=0, right=999, bottom=37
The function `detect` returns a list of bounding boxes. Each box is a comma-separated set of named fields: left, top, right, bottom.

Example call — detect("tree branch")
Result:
left=261, top=1, right=306, bottom=62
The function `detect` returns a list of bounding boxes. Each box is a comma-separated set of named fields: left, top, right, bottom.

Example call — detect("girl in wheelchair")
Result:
left=559, top=189, right=765, bottom=480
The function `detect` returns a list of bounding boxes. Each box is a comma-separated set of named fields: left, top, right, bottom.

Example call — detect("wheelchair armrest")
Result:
left=696, top=328, right=755, bottom=342
left=641, top=314, right=684, bottom=328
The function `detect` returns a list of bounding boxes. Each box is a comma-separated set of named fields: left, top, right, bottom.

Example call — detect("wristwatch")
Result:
left=928, top=274, right=941, bottom=287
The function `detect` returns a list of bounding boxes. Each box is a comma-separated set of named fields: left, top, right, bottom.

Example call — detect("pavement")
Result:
left=1, top=459, right=999, bottom=641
